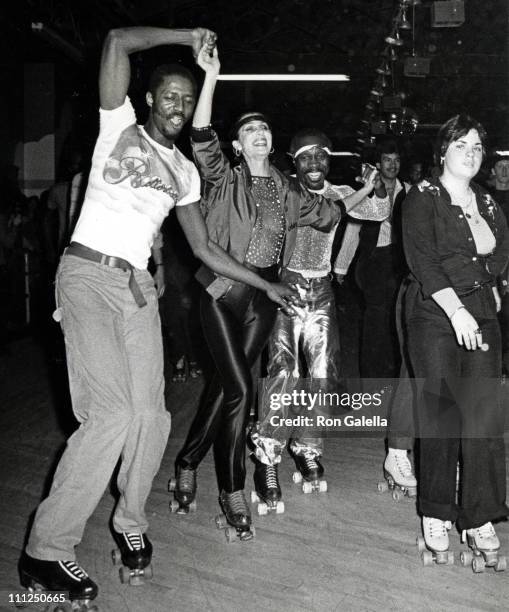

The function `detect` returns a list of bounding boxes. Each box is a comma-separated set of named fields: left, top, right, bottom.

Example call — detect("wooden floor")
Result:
left=1, top=336, right=508, bottom=612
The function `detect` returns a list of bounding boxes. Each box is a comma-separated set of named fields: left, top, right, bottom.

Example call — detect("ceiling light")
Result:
left=217, top=74, right=349, bottom=81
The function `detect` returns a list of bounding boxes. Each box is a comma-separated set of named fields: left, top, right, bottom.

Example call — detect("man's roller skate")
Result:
left=251, top=459, right=284, bottom=515
left=291, top=452, right=327, bottom=493
left=460, top=522, right=507, bottom=573
left=168, top=465, right=197, bottom=514
left=111, top=531, right=153, bottom=586
left=416, top=517, right=454, bottom=566
left=18, top=551, right=98, bottom=611
left=377, top=449, right=417, bottom=501
left=215, top=490, right=256, bottom=543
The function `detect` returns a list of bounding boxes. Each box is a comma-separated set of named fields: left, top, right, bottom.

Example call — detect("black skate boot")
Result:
left=111, top=531, right=153, bottom=585
left=251, top=460, right=284, bottom=515
left=216, top=490, right=255, bottom=543
left=292, top=453, right=327, bottom=493
left=168, top=465, right=197, bottom=514
left=19, top=551, right=98, bottom=607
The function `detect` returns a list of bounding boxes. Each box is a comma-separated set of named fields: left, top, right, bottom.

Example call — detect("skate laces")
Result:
left=394, top=453, right=413, bottom=478
left=58, top=561, right=88, bottom=581
left=124, top=532, right=144, bottom=551
left=178, top=467, right=196, bottom=492
left=264, top=464, right=279, bottom=489
left=224, top=490, right=249, bottom=514
left=425, top=517, right=451, bottom=538
left=467, top=522, right=499, bottom=547
left=303, top=455, right=319, bottom=471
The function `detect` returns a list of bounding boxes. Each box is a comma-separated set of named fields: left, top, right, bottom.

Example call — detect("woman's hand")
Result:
left=450, top=307, right=484, bottom=350
left=280, top=268, right=310, bottom=290
left=153, top=266, right=166, bottom=298
left=191, top=28, right=217, bottom=59
left=196, top=41, right=220, bottom=76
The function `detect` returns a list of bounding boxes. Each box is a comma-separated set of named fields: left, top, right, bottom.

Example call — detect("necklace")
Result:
left=453, top=189, right=480, bottom=225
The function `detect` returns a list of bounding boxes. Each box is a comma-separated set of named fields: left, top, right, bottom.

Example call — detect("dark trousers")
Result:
left=177, top=268, right=277, bottom=492
left=356, top=245, right=403, bottom=378
left=407, top=314, right=508, bottom=530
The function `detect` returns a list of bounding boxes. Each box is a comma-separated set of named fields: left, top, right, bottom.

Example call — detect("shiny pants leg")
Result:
left=176, top=280, right=277, bottom=492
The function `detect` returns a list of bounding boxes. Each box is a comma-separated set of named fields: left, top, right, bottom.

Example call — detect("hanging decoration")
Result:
left=355, top=0, right=422, bottom=155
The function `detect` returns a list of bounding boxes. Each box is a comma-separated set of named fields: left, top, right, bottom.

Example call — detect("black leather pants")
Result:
left=176, top=266, right=278, bottom=492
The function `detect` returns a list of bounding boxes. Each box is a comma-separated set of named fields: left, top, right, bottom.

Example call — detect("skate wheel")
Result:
left=421, top=550, right=433, bottom=566
left=377, top=481, right=388, bottom=493
left=276, top=500, right=285, bottom=514
left=472, top=556, right=486, bottom=573
left=215, top=514, right=226, bottom=529
left=251, top=490, right=260, bottom=503
left=257, top=502, right=268, bottom=516
left=318, top=480, right=328, bottom=493
left=460, top=550, right=473, bottom=566
left=391, top=488, right=402, bottom=502
left=169, top=499, right=180, bottom=513
left=302, top=481, right=313, bottom=494
left=168, top=478, right=176, bottom=492
left=129, top=573, right=144, bottom=587
left=112, top=548, right=122, bottom=565
left=416, top=536, right=426, bottom=553
left=189, top=500, right=197, bottom=512
left=120, top=565, right=131, bottom=583
left=495, top=556, right=507, bottom=572
left=143, top=564, right=154, bottom=579
left=225, top=526, right=237, bottom=543
left=292, top=471, right=303, bottom=484
left=446, top=551, right=454, bottom=566
left=407, top=486, right=417, bottom=498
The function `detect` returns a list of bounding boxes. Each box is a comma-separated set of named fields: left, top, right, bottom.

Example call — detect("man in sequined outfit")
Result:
left=250, top=129, right=391, bottom=503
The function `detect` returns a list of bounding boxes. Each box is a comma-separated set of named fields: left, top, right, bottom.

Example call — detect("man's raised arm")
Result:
left=98, top=27, right=215, bottom=110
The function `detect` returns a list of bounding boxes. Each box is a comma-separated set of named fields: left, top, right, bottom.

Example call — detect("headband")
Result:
left=232, top=113, right=271, bottom=138
left=292, top=143, right=332, bottom=159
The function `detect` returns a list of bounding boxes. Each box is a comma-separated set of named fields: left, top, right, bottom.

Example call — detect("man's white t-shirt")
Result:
left=72, top=97, right=200, bottom=269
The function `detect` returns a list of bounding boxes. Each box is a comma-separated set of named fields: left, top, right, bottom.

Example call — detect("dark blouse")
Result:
left=402, top=179, right=509, bottom=319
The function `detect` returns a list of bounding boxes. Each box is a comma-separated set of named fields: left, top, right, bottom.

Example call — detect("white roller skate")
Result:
left=460, top=522, right=507, bottom=573
left=378, top=449, right=417, bottom=501
left=417, top=516, right=454, bottom=566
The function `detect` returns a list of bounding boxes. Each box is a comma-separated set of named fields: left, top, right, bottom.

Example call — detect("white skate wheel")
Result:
left=421, top=550, right=433, bottom=566
left=292, top=471, right=303, bottom=484
left=377, top=481, right=388, bottom=493
left=446, top=551, right=454, bottom=565
left=472, top=556, right=486, bottom=573
left=392, top=489, right=402, bottom=502
left=143, top=564, right=153, bottom=579
left=215, top=514, right=226, bottom=529
left=168, top=478, right=176, bottom=492
left=257, top=502, right=268, bottom=516
left=318, top=480, right=328, bottom=493
left=251, top=490, right=260, bottom=503
left=169, top=499, right=180, bottom=513
left=225, top=527, right=237, bottom=543
left=120, top=566, right=131, bottom=583
left=416, top=536, right=426, bottom=553
left=112, top=548, right=122, bottom=565
left=188, top=500, right=197, bottom=513
left=495, top=556, right=507, bottom=572
left=276, top=500, right=285, bottom=514
left=460, top=550, right=473, bottom=566
left=302, top=481, right=313, bottom=494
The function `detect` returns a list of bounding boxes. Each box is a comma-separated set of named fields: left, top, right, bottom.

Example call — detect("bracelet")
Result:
left=192, top=124, right=212, bottom=132
left=449, top=304, right=466, bottom=320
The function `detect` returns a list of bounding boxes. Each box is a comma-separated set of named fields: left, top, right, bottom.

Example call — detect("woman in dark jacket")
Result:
left=402, top=114, right=509, bottom=567
left=171, top=46, right=351, bottom=539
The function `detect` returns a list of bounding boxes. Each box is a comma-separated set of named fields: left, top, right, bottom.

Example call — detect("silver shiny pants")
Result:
left=252, top=276, right=341, bottom=465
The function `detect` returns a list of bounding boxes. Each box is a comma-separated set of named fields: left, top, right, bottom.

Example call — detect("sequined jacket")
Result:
left=191, top=127, right=343, bottom=295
